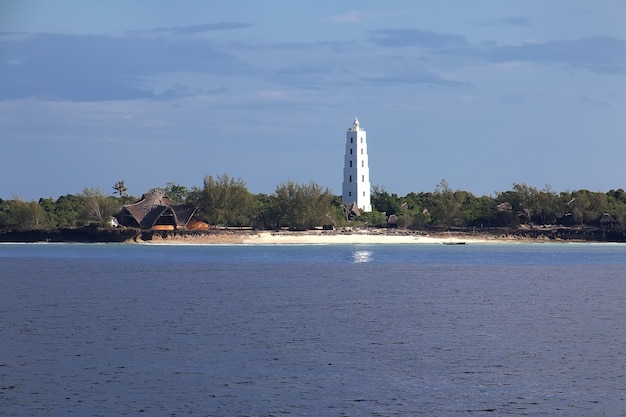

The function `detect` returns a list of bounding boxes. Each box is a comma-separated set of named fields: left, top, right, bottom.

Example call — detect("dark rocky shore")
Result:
left=0, top=227, right=139, bottom=243
left=447, top=226, right=626, bottom=243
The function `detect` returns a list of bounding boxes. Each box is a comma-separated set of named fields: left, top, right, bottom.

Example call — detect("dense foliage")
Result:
left=2, top=177, right=626, bottom=232
left=1, top=189, right=122, bottom=231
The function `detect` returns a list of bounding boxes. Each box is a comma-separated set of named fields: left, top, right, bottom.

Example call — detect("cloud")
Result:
left=128, top=22, right=253, bottom=36
left=477, top=16, right=531, bottom=27
left=0, top=32, right=251, bottom=101
left=326, top=10, right=364, bottom=23
left=360, top=71, right=468, bottom=87
left=577, top=95, right=611, bottom=108
left=451, top=36, right=626, bottom=74
left=370, top=29, right=469, bottom=49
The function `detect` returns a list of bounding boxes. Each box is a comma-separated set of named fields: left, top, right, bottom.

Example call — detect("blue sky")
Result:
left=2, top=1, right=626, bottom=200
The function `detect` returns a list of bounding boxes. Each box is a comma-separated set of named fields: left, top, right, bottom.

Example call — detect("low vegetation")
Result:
left=2, top=176, right=626, bottom=235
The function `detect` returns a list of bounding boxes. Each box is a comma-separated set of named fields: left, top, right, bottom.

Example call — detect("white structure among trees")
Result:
left=342, top=117, right=372, bottom=212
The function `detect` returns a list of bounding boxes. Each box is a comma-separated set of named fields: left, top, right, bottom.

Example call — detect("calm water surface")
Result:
left=1, top=243, right=625, bottom=416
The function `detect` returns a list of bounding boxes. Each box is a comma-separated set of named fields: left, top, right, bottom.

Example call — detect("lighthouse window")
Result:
left=361, top=137, right=363, bottom=143
left=350, top=138, right=353, bottom=143
left=361, top=149, right=363, bottom=155
left=363, top=191, right=366, bottom=197
left=362, top=175, right=364, bottom=182
left=349, top=161, right=352, bottom=167
left=361, top=161, right=364, bottom=167
left=349, top=175, right=352, bottom=182
left=350, top=149, right=353, bottom=155
left=349, top=192, right=352, bottom=197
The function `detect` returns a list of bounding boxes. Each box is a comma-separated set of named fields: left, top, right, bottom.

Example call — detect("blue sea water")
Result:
left=1, top=242, right=625, bottom=416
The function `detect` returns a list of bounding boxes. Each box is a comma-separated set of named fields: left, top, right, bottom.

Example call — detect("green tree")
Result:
left=534, top=186, right=562, bottom=225
left=0, top=199, right=8, bottom=228
left=54, top=194, right=85, bottom=227
left=371, top=185, right=401, bottom=215
left=567, top=190, right=607, bottom=227
left=38, top=197, right=57, bottom=228
left=253, top=193, right=280, bottom=229
left=153, top=182, right=190, bottom=203
left=358, top=210, right=388, bottom=228
left=400, top=191, right=434, bottom=229
left=607, top=189, right=626, bottom=227
left=188, top=174, right=255, bottom=226
left=587, top=191, right=608, bottom=226
left=461, top=194, right=496, bottom=228
left=80, top=188, right=120, bottom=225
left=430, top=179, right=463, bottom=228
left=1, top=197, right=48, bottom=231
left=512, top=183, right=536, bottom=225
left=113, top=180, right=128, bottom=198
left=273, top=180, right=334, bottom=230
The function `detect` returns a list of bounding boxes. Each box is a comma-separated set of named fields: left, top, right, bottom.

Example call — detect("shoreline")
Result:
left=139, top=231, right=483, bottom=245
left=132, top=229, right=582, bottom=245
left=1, top=227, right=624, bottom=245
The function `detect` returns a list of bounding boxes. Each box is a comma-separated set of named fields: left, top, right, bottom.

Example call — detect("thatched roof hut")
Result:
left=116, top=190, right=206, bottom=230
left=599, top=212, right=617, bottom=229
left=387, top=214, right=398, bottom=228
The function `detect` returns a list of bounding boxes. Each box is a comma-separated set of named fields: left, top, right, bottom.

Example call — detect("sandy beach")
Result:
left=137, top=229, right=506, bottom=245
left=243, top=231, right=485, bottom=245
left=7, top=226, right=586, bottom=244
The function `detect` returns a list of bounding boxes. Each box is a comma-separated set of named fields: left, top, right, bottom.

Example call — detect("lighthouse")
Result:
left=342, top=117, right=372, bottom=212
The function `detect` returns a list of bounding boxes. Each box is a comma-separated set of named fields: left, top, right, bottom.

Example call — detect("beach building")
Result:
left=342, top=118, right=372, bottom=212
left=116, top=190, right=208, bottom=230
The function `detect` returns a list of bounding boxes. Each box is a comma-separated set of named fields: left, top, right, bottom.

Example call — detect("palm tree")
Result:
left=113, top=181, right=128, bottom=198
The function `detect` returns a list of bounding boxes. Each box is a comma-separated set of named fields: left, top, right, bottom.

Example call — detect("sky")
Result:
left=1, top=0, right=626, bottom=200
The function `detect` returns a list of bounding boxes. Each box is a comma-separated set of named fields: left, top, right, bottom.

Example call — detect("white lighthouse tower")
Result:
left=342, top=117, right=372, bottom=212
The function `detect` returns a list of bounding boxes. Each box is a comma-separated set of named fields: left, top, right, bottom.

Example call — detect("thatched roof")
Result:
left=599, top=212, right=616, bottom=224
left=497, top=202, right=512, bottom=212
left=117, top=190, right=197, bottom=229
left=350, top=203, right=361, bottom=217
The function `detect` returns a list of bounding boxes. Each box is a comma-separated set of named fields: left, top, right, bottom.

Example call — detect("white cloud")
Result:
left=326, top=10, right=364, bottom=23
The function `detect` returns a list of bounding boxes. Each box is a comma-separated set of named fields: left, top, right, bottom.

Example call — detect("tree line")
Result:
left=2, top=176, right=626, bottom=232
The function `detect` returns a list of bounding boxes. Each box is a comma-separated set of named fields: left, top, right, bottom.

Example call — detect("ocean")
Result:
left=1, top=243, right=625, bottom=416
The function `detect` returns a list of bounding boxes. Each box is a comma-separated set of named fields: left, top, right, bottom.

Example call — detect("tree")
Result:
left=113, top=180, right=128, bottom=198
left=1, top=197, right=48, bottom=231
left=38, top=197, right=57, bottom=228
left=253, top=193, right=280, bottom=229
left=371, top=185, right=401, bottom=215
left=512, top=183, right=536, bottom=225
left=187, top=174, right=255, bottom=226
left=534, top=186, right=562, bottom=225
left=80, top=188, right=120, bottom=225
left=153, top=182, right=189, bottom=203
left=587, top=191, right=608, bottom=226
left=607, top=189, right=626, bottom=228
left=54, top=194, right=85, bottom=227
left=462, top=194, right=496, bottom=228
left=566, top=189, right=607, bottom=227
left=431, top=179, right=463, bottom=228
left=273, top=180, right=334, bottom=230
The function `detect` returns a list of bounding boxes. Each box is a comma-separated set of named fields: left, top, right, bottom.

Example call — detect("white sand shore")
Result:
left=243, top=231, right=491, bottom=245
left=137, top=229, right=531, bottom=245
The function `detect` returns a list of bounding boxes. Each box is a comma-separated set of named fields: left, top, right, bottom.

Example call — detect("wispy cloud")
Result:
left=128, top=22, right=253, bottom=36
left=323, top=9, right=405, bottom=26
left=450, top=36, right=626, bottom=74
left=360, top=71, right=468, bottom=87
left=0, top=33, right=251, bottom=101
left=477, top=16, right=532, bottom=27
left=325, top=10, right=364, bottom=23
left=370, top=29, right=469, bottom=49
